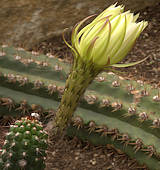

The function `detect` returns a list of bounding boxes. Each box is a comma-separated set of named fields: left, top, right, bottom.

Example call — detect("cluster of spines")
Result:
left=72, top=115, right=160, bottom=159
left=0, top=93, right=159, bottom=130
left=0, top=45, right=68, bottom=72
left=0, top=71, right=65, bottom=97
left=82, top=91, right=160, bottom=129
left=0, top=45, right=159, bottom=103
left=83, top=72, right=160, bottom=129
left=1, top=70, right=159, bottom=101
left=0, top=116, right=48, bottom=170
left=0, top=97, right=56, bottom=120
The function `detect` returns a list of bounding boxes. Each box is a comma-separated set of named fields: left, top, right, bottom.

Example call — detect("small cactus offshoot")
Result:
left=0, top=113, right=48, bottom=170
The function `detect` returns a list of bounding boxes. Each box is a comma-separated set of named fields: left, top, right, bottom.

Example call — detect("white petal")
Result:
left=110, top=22, right=142, bottom=64
left=103, top=14, right=126, bottom=59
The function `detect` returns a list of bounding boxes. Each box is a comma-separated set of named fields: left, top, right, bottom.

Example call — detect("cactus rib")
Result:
left=0, top=45, right=160, bottom=169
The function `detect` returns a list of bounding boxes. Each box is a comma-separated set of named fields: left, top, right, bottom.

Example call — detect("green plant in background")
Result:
left=0, top=113, right=48, bottom=170
left=55, top=3, right=148, bottom=130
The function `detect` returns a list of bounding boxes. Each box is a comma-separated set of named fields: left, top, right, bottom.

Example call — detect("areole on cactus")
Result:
left=55, top=3, right=148, bottom=131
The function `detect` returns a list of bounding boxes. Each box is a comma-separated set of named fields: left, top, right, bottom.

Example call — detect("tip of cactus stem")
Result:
left=31, top=112, right=40, bottom=119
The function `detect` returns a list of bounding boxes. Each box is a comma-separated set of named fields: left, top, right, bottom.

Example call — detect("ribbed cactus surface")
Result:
left=0, top=45, right=160, bottom=170
left=0, top=115, right=48, bottom=170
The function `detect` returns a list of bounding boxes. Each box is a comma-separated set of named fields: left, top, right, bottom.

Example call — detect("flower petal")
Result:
left=111, top=57, right=148, bottom=68
left=110, top=21, right=148, bottom=65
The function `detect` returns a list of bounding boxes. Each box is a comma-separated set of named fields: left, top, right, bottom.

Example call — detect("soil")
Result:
left=0, top=2, right=160, bottom=170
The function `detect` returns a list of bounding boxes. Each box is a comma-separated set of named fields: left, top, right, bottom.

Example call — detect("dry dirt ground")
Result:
left=0, top=2, right=160, bottom=170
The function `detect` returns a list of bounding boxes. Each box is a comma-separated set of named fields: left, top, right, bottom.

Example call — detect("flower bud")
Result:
left=70, top=4, right=148, bottom=67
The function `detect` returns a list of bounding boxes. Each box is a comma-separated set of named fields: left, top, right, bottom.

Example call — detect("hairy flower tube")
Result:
left=55, top=4, right=148, bottom=131
left=70, top=3, right=148, bottom=67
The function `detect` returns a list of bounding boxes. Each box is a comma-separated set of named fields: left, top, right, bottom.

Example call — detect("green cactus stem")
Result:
left=0, top=115, right=48, bottom=170
left=67, top=111, right=160, bottom=170
left=55, top=57, right=102, bottom=131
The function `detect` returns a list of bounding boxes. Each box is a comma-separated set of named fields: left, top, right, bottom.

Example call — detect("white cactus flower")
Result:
left=66, top=3, right=148, bottom=68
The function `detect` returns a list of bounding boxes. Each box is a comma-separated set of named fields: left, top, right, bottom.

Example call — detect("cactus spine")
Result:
left=0, top=114, right=48, bottom=170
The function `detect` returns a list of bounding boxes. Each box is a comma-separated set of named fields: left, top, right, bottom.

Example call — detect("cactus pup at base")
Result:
left=55, top=3, right=148, bottom=131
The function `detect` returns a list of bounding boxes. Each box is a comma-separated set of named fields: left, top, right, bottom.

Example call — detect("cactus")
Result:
left=0, top=45, right=160, bottom=169
left=0, top=113, right=48, bottom=170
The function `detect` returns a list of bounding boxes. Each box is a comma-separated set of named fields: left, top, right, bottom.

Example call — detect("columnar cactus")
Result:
left=0, top=113, right=48, bottom=170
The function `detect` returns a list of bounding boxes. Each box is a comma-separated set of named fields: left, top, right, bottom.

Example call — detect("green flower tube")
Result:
left=55, top=4, right=148, bottom=131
